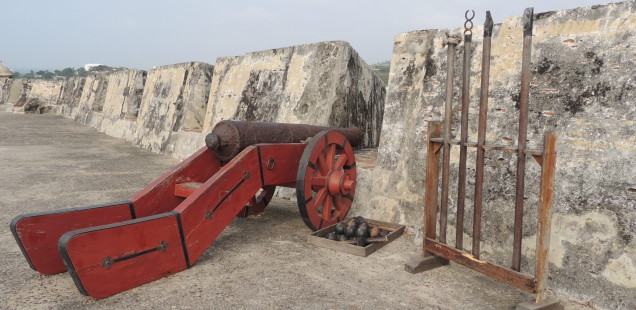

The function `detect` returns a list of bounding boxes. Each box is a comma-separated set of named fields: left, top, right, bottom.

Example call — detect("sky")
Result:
left=2, top=0, right=625, bottom=72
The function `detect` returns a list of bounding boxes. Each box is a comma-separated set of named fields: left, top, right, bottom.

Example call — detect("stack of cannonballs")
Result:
left=324, top=216, right=391, bottom=247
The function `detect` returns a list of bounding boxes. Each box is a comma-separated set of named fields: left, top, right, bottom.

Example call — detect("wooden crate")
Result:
left=308, top=219, right=405, bottom=257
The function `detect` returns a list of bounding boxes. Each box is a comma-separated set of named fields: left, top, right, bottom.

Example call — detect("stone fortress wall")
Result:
left=352, top=2, right=634, bottom=309
left=1, top=41, right=386, bottom=160
left=1, top=2, right=635, bottom=309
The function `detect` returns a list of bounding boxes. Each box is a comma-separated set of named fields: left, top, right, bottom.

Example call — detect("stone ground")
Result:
left=0, top=112, right=592, bottom=310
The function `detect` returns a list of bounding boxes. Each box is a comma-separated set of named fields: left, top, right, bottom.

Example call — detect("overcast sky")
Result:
left=2, top=0, right=624, bottom=72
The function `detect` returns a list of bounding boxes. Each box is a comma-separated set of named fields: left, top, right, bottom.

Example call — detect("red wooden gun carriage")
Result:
left=11, top=121, right=362, bottom=298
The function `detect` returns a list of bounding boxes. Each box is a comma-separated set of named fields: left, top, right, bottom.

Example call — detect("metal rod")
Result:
left=439, top=35, right=460, bottom=244
left=472, top=11, right=493, bottom=259
left=512, top=7, right=534, bottom=272
left=456, top=10, right=474, bottom=250
left=424, top=121, right=442, bottom=255
left=534, top=132, right=557, bottom=303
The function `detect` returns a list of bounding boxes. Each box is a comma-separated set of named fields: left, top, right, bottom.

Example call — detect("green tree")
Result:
left=36, top=70, right=55, bottom=79
left=22, top=70, right=36, bottom=79
left=59, top=67, right=75, bottom=78
left=89, top=65, right=110, bottom=72
left=370, top=61, right=390, bottom=85
left=76, top=67, right=88, bottom=77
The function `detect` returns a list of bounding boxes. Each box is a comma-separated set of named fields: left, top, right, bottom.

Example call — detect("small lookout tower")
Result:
left=0, top=62, right=13, bottom=80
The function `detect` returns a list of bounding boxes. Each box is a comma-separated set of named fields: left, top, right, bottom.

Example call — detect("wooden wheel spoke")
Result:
left=313, top=188, right=327, bottom=211
left=333, top=196, right=346, bottom=211
left=248, top=196, right=257, bottom=207
left=317, top=153, right=328, bottom=175
left=326, top=144, right=336, bottom=170
left=240, top=186, right=276, bottom=218
left=334, top=154, right=348, bottom=170
left=322, top=196, right=332, bottom=220
left=311, top=176, right=326, bottom=187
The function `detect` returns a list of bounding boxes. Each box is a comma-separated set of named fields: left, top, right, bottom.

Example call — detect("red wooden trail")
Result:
left=11, top=127, right=359, bottom=299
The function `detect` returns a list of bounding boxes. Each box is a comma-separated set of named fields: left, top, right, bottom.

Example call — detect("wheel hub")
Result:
left=326, top=170, right=355, bottom=196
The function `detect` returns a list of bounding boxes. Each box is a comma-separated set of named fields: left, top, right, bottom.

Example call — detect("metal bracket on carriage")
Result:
left=100, top=241, right=168, bottom=270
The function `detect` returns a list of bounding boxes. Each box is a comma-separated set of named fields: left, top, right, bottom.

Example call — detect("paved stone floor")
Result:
left=0, top=112, right=591, bottom=309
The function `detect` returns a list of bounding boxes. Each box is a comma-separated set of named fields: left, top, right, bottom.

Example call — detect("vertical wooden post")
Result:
left=534, top=132, right=557, bottom=303
left=424, top=121, right=442, bottom=254
left=512, top=7, right=534, bottom=271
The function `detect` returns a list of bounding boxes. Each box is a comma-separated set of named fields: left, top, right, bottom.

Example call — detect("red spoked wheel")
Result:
left=238, top=186, right=276, bottom=217
left=296, top=130, right=357, bottom=231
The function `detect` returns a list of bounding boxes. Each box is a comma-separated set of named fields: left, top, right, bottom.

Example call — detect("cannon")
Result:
left=10, top=121, right=362, bottom=299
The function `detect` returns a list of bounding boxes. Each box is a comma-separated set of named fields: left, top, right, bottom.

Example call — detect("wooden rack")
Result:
left=406, top=8, right=561, bottom=309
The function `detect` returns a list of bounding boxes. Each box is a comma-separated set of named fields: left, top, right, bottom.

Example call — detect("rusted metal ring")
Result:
left=266, top=157, right=275, bottom=170
left=464, top=10, right=475, bottom=35
left=465, top=9, right=475, bottom=20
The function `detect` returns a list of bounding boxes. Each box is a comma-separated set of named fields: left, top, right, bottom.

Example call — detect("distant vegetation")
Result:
left=370, top=61, right=390, bottom=85
left=12, top=65, right=128, bottom=80
left=13, top=62, right=385, bottom=83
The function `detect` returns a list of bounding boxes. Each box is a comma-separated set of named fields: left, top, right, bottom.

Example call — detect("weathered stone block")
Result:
left=0, top=79, right=29, bottom=112
left=55, top=77, right=86, bottom=118
left=0, top=79, right=64, bottom=113
left=134, top=62, right=214, bottom=157
left=202, top=41, right=385, bottom=148
left=24, top=80, right=64, bottom=113
left=0, top=79, right=15, bottom=105
left=73, top=74, right=109, bottom=126
left=365, top=2, right=635, bottom=309
left=97, top=70, right=146, bottom=142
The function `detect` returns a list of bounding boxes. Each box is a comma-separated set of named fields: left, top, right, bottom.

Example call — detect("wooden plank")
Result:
left=59, top=212, right=187, bottom=299
left=176, top=146, right=263, bottom=265
left=10, top=202, right=133, bottom=275
left=131, top=147, right=220, bottom=218
left=482, top=143, right=518, bottom=153
left=405, top=255, right=449, bottom=273
left=534, top=132, right=557, bottom=303
left=431, top=137, right=457, bottom=144
left=430, top=139, right=543, bottom=156
left=424, top=122, right=442, bottom=253
left=174, top=182, right=203, bottom=198
left=425, top=238, right=536, bottom=293
left=258, top=143, right=306, bottom=186
left=525, top=149, right=543, bottom=156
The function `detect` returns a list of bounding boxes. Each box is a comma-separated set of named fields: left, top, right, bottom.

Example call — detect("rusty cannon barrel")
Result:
left=205, top=120, right=364, bottom=162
